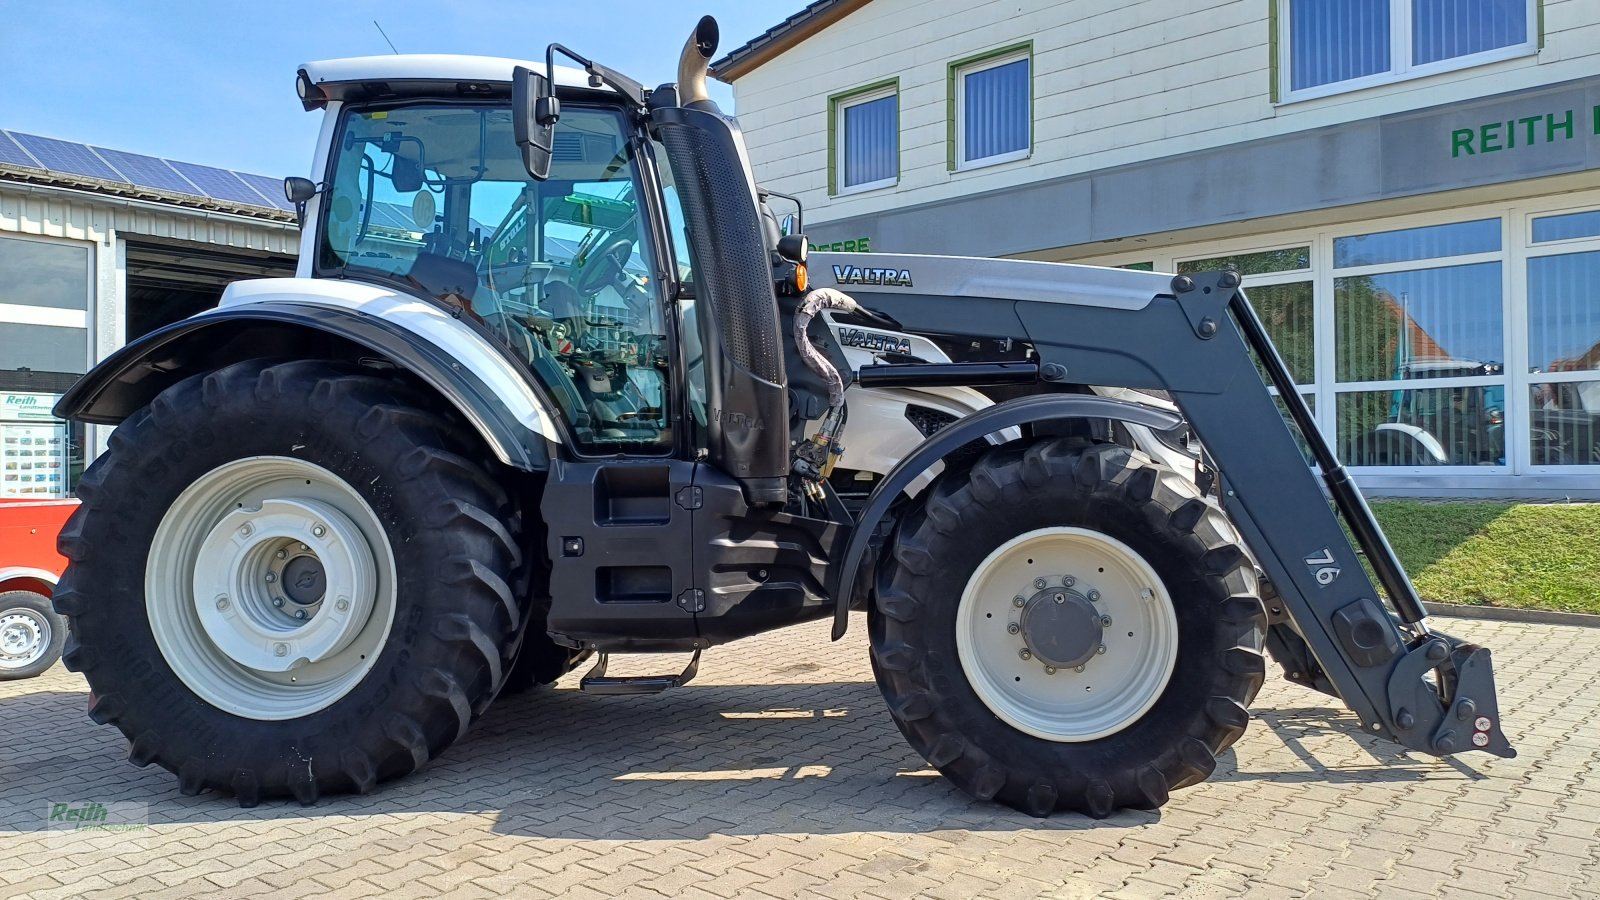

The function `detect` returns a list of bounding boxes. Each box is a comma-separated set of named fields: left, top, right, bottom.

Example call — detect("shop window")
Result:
left=1337, top=385, right=1506, bottom=466
left=1334, top=263, right=1504, bottom=384
left=0, top=234, right=92, bottom=499
left=1532, top=210, right=1600, bottom=244
left=1179, top=246, right=1311, bottom=276
left=830, top=81, right=898, bottom=195
left=1528, top=251, right=1600, bottom=375
left=1529, top=380, right=1600, bottom=466
left=950, top=44, right=1031, bottom=170
left=1333, top=219, right=1500, bottom=268
left=1283, top=0, right=1534, bottom=100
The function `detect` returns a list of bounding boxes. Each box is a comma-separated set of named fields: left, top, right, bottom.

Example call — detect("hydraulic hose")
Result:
left=794, top=287, right=868, bottom=409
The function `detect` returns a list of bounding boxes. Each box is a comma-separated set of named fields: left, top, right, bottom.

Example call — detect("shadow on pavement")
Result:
left=0, top=676, right=1477, bottom=840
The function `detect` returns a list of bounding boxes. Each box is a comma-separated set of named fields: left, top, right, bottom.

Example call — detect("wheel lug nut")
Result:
left=1099, top=615, right=1113, bottom=627
left=299, top=543, right=309, bottom=551
left=1045, top=666, right=1057, bottom=675
left=294, top=609, right=308, bottom=621
left=274, top=643, right=288, bottom=657
left=1007, top=623, right=1020, bottom=635
left=1097, top=644, right=1107, bottom=655
left=1075, top=664, right=1086, bottom=673
left=275, top=549, right=287, bottom=560
left=336, top=598, right=350, bottom=612
left=1012, top=596, right=1025, bottom=608
left=1019, top=649, right=1032, bottom=661
left=272, top=597, right=285, bottom=608
left=1063, top=575, right=1076, bottom=587
left=311, top=524, right=326, bottom=538
left=215, top=597, right=230, bottom=611
left=265, top=572, right=277, bottom=584
left=1087, top=590, right=1102, bottom=602
left=238, top=523, right=253, bottom=538
left=1033, top=578, right=1046, bottom=590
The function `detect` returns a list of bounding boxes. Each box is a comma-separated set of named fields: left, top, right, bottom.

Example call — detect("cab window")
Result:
left=319, top=103, right=671, bottom=454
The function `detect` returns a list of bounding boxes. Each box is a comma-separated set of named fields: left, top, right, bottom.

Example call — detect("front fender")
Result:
left=828, top=393, right=1183, bottom=639
left=55, top=299, right=556, bottom=471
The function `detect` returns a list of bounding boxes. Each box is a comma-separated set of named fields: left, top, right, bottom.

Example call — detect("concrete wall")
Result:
left=730, top=0, right=1600, bottom=229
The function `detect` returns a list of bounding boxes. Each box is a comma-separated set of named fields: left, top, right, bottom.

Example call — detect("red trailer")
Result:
left=0, top=498, right=77, bottom=679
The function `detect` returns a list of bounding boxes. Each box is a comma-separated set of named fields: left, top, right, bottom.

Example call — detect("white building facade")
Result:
left=716, top=0, right=1600, bottom=498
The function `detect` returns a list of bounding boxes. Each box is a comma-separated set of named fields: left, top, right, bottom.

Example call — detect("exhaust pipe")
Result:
left=677, top=15, right=719, bottom=108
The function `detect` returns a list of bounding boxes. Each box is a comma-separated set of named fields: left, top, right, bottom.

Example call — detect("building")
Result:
left=714, top=0, right=1600, bottom=498
left=0, top=131, right=298, bottom=498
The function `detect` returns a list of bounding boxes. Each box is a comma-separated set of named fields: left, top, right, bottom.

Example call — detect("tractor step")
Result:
left=579, top=650, right=701, bottom=695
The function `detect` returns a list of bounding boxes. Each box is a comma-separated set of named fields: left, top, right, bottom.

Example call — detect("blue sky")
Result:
left=0, top=1, right=784, bottom=178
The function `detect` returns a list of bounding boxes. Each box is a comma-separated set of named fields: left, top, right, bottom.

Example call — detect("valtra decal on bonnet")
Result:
left=832, top=264, right=913, bottom=287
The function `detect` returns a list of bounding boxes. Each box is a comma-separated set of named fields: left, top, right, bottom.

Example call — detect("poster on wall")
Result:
left=1, top=393, right=70, bottom=499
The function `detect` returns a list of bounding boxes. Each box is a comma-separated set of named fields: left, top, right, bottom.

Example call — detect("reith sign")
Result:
left=1450, top=107, right=1600, bottom=157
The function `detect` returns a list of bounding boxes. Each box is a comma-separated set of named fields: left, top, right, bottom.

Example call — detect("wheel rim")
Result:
left=0, top=608, right=50, bottom=670
left=955, top=527, right=1179, bottom=742
left=147, top=456, right=397, bottom=720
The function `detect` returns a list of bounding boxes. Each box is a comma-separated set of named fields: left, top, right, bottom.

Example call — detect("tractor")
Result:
left=51, top=16, right=1514, bottom=816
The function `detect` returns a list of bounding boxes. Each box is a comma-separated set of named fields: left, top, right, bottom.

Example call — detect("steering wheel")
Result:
left=574, top=238, right=633, bottom=297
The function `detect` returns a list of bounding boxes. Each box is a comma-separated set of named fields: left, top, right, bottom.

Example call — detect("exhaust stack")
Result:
left=678, top=15, right=719, bottom=108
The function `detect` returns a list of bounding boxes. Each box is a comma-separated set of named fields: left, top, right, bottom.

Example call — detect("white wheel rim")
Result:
left=955, top=527, right=1179, bottom=742
left=0, top=609, right=50, bottom=669
left=147, top=457, right=397, bottom=720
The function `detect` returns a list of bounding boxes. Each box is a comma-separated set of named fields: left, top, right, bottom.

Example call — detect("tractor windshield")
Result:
left=317, top=102, right=678, bottom=453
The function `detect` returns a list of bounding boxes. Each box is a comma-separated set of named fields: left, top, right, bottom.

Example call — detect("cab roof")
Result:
left=300, top=55, right=599, bottom=104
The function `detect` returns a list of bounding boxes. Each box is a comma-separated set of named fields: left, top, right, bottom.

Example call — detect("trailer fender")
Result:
left=828, top=393, right=1182, bottom=639
left=54, top=299, right=557, bottom=471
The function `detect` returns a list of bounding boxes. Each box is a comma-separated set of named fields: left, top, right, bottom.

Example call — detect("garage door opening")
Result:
left=125, top=238, right=297, bottom=341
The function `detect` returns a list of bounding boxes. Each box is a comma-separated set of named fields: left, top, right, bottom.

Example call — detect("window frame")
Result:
left=827, top=79, right=900, bottom=197
left=948, top=43, right=1033, bottom=172
left=1277, top=0, right=1539, bottom=104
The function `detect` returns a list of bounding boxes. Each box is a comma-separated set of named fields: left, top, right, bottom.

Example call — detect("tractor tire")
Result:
left=53, top=359, right=523, bottom=805
left=0, top=590, right=67, bottom=680
left=871, top=439, right=1266, bottom=818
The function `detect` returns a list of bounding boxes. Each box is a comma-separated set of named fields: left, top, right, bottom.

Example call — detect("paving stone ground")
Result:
left=2, top=615, right=1597, bottom=898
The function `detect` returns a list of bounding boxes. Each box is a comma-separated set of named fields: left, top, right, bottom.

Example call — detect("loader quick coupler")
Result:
left=1384, top=633, right=1515, bottom=758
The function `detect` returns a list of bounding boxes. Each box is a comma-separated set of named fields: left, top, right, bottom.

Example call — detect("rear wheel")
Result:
left=872, top=439, right=1266, bottom=817
left=54, top=359, right=523, bottom=805
left=0, top=591, right=66, bottom=680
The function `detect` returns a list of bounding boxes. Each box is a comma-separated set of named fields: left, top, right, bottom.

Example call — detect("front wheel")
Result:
left=0, top=591, right=67, bottom=680
left=872, top=440, right=1266, bottom=817
left=54, top=360, right=524, bottom=804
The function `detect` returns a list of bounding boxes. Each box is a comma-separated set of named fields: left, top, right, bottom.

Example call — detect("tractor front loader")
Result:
left=51, top=16, right=1512, bottom=817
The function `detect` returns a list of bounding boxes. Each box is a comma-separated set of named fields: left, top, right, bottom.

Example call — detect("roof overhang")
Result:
left=710, top=0, right=872, bottom=83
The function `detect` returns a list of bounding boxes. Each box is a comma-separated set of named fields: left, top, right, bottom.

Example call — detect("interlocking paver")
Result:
left=1, top=617, right=1596, bottom=898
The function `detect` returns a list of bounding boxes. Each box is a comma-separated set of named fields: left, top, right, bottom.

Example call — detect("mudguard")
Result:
left=828, top=393, right=1182, bottom=639
left=54, top=295, right=557, bottom=471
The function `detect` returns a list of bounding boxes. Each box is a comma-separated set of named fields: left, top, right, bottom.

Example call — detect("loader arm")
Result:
left=818, top=254, right=1514, bottom=763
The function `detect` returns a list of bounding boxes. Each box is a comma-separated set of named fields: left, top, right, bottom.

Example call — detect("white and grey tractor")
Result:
left=51, top=16, right=1514, bottom=816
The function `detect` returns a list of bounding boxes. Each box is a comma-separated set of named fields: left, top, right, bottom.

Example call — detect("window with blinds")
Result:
left=1284, top=0, right=1535, bottom=100
left=834, top=85, right=898, bottom=194
left=953, top=47, right=1031, bottom=170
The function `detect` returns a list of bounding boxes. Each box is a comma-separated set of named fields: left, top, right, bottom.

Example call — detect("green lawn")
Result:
left=1369, top=501, right=1600, bottom=615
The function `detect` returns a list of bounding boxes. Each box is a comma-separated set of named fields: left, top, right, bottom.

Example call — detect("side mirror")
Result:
left=513, top=66, right=556, bottom=181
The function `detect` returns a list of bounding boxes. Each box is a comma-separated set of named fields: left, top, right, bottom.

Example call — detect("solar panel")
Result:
left=234, top=172, right=295, bottom=211
left=0, top=131, right=42, bottom=169
left=167, top=161, right=269, bottom=206
left=12, top=133, right=127, bottom=182
left=92, top=147, right=200, bottom=195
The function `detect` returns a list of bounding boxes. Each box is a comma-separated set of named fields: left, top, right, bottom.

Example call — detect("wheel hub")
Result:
left=191, top=496, right=377, bottom=673
left=0, top=613, right=46, bottom=665
left=1019, top=586, right=1103, bottom=670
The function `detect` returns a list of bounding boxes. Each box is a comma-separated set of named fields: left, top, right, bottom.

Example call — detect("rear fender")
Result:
left=828, top=393, right=1182, bottom=638
left=55, top=281, right=560, bottom=471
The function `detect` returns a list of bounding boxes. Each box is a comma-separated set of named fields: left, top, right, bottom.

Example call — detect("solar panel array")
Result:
left=0, top=129, right=292, bottom=212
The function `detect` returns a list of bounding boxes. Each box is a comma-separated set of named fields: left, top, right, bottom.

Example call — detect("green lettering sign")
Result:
left=1451, top=106, right=1597, bottom=157
left=808, top=238, right=873, bottom=253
